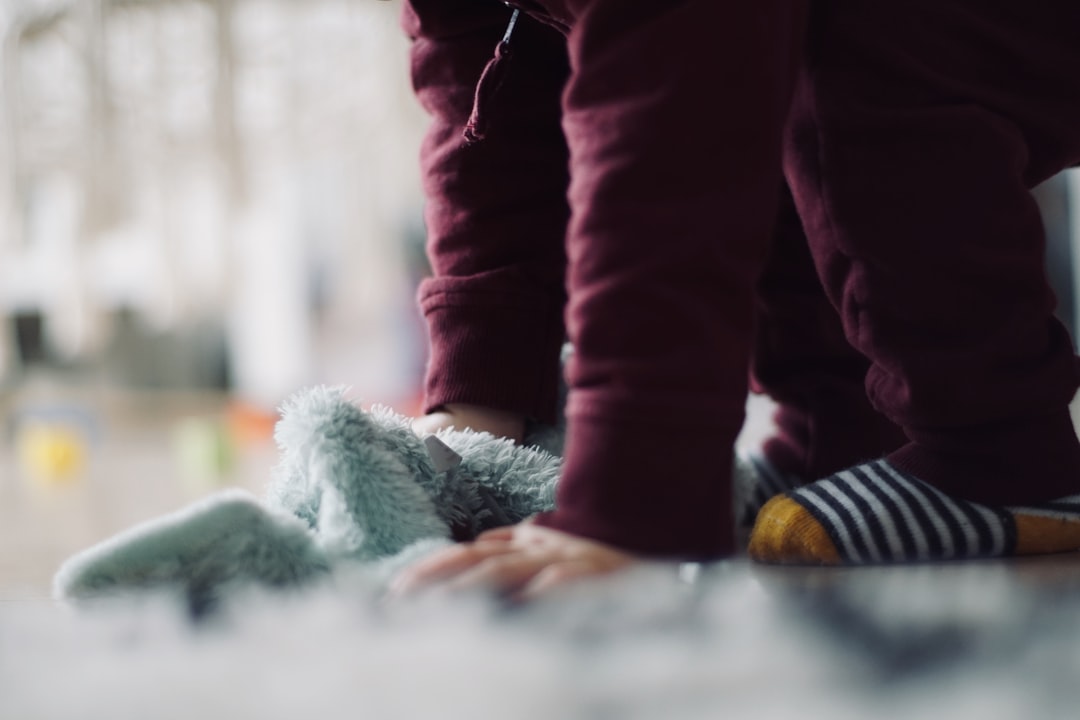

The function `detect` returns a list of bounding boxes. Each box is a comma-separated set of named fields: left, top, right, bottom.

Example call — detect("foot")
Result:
left=733, top=451, right=805, bottom=528
left=748, top=459, right=1080, bottom=564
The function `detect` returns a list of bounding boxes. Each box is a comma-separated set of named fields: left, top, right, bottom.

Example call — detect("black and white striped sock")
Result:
left=749, top=459, right=1080, bottom=564
left=733, top=452, right=803, bottom=528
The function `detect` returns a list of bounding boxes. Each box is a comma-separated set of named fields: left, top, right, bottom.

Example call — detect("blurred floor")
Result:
left=0, top=379, right=274, bottom=599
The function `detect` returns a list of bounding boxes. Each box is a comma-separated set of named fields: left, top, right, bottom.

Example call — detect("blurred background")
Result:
left=1, top=0, right=1079, bottom=596
left=1, top=0, right=427, bottom=403
left=0, top=0, right=428, bottom=593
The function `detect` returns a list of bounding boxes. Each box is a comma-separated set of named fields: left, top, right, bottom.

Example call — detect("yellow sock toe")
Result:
left=1013, top=513, right=1080, bottom=556
left=748, top=495, right=842, bottom=565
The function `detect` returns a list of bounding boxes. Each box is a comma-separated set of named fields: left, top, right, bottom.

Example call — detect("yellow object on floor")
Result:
left=17, top=422, right=88, bottom=486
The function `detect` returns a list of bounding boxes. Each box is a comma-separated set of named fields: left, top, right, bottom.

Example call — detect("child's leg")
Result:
left=751, top=183, right=907, bottom=480
left=737, top=184, right=908, bottom=526
left=752, top=0, right=1080, bottom=563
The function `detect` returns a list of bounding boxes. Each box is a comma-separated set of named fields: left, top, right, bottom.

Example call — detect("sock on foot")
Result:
left=748, top=459, right=1080, bottom=565
left=733, top=452, right=804, bottom=528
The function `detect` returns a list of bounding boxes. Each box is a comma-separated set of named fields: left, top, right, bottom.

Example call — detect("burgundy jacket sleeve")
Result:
left=530, top=0, right=806, bottom=559
left=403, top=0, right=571, bottom=424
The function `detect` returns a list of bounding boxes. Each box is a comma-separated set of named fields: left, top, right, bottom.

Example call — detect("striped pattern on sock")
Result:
left=733, top=452, right=803, bottom=528
left=786, top=460, right=1080, bottom=563
left=789, top=460, right=1002, bottom=562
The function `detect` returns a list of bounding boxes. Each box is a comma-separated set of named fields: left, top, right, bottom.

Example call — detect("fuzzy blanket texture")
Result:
left=5, top=559, right=1080, bottom=719
left=51, top=387, right=563, bottom=611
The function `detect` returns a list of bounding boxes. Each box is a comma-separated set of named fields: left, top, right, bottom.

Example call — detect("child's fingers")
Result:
left=520, top=559, right=604, bottom=601
left=444, top=553, right=547, bottom=596
left=475, top=526, right=516, bottom=542
left=389, top=539, right=513, bottom=596
left=390, top=524, right=641, bottom=601
left=475, top=516, right=543, bottom=544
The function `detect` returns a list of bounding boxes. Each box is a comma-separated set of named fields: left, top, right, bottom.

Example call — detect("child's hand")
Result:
left=389, top=522, right=639, bottom=601
left=412, top=403, right=526, bottom=444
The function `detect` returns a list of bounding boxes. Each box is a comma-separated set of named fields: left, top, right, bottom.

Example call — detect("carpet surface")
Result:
left=4, top=557, right=1080, bottom=719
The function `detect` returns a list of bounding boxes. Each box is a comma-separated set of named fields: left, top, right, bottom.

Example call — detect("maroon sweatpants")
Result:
left=408, top=0, right=1080, bottom=558
left=773, top=0, right=1080, bottom=504
left=752, top=184, right=907, bottom=481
